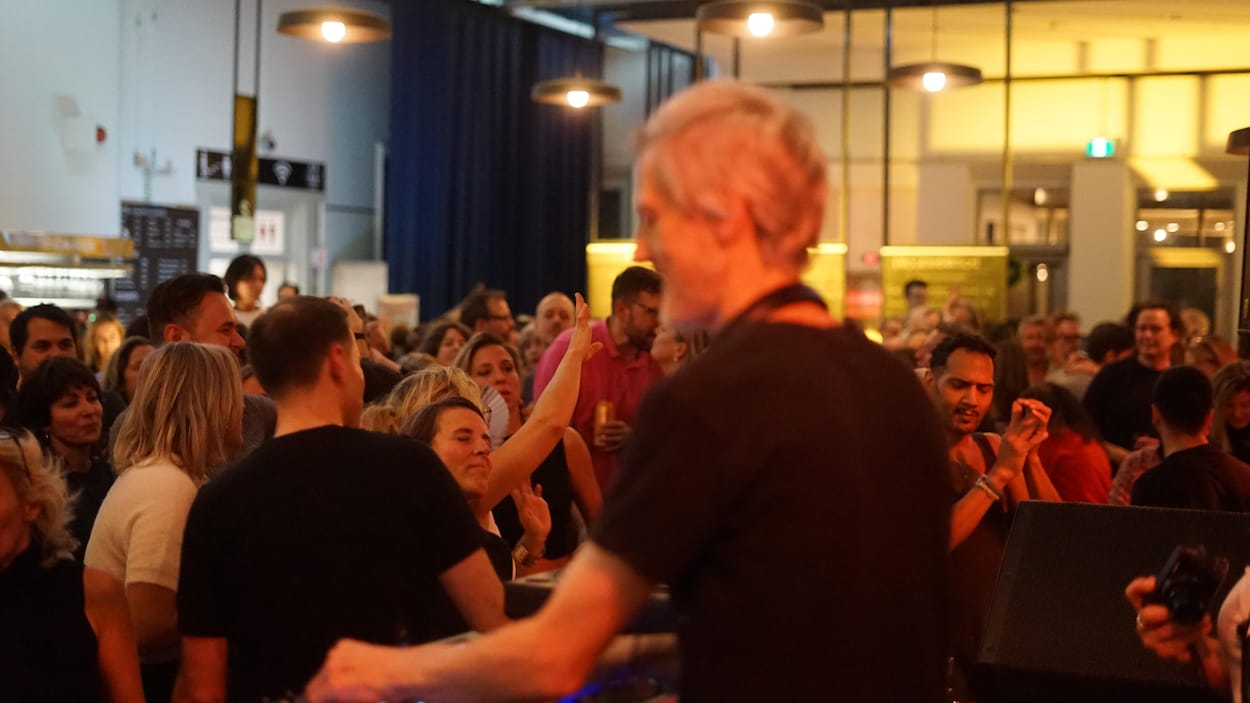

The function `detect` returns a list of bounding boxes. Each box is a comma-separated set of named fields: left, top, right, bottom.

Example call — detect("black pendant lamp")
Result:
left=887, top=5, right=981, bottom=92
left=277, top=4, right=391, bottom=44
left=695, top=0, right=824, bottom=39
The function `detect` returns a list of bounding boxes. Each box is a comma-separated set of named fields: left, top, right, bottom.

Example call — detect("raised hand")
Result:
left=567, top=292, right=604, bottom=362
left=513, top=482, right=551, bottom=552
left=991, top=399, right=1050, bottom=484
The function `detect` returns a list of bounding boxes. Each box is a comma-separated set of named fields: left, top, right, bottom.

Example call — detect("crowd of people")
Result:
left=1, top=79, right=1249, bottom=703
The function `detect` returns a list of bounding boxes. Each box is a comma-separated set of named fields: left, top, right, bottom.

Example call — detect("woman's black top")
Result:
left=492, top=439, right=577, bottom=558
left=0, top=542, right=104, bottom=702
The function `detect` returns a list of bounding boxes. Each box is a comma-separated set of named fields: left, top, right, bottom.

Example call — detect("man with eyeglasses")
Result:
left=534, top=266, right=664, bottom=489
left=1044, top=310, right=1099, bottom=401
left=460, top=289, right=515, bottom=339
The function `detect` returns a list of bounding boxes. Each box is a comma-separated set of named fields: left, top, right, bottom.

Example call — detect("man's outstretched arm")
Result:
left=306, top=544, right=654, bottom=703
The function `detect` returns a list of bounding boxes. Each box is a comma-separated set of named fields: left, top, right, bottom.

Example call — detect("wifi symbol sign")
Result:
left=272, top=160, right=293, bottom=185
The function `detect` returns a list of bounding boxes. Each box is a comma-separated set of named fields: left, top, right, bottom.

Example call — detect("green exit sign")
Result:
left=1086, top=136, right=1115, bottom=158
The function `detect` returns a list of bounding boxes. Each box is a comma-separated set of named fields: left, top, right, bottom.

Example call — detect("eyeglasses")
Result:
left=0, top=428, right=31, bottom=480
left=632, top=301, right=660, bottom=317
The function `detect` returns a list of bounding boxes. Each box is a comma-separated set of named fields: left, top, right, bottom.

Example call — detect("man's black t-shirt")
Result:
left=591, top=322, right=950, bottom=702
left=1083, top=357, right=1162, bottom=452
left=177, top=425, right=482, bottom=702
left=1131, top=444, right=1250, bottom=511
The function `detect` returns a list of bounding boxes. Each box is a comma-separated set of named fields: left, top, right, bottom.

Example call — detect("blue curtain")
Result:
left=387, top=0, right=601, bottom=317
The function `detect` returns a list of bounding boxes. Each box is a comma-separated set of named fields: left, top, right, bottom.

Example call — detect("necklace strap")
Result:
left=718, top=283, right=827, bottom=339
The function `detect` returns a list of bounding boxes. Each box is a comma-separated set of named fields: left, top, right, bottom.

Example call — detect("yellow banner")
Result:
left=880, top=245, right=1009, bottom=321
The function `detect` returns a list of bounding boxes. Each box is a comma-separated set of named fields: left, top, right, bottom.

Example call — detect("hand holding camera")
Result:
left=1126, top=545, right=1229, bottom=676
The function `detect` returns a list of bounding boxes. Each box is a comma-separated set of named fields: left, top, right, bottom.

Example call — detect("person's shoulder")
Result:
left=1097, top=356, right=1137, bottom=376
left=1138, top=454, right=1182, bottom=486
left=82, top=565, right=124, bottom=611
left=116, top=460, right=197, bottom=496
left=245, top=393, right=276, bottom=411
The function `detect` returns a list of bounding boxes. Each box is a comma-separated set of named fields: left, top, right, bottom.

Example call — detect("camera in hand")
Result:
left=1150, top=545, right=1230, bottom=624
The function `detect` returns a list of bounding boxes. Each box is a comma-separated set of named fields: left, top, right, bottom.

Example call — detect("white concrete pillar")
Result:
left=914, top=162, right=975, bottom=245
left=1069, top=161, right=1136, bottom=326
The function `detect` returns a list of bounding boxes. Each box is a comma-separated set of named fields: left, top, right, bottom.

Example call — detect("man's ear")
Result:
left=712, top=197, right=751, bottom=247
left=1151, top=404, right=1163, bottom=430
left=917, top=367, right=936, bottom=392
left=326, top=342, right=351, bottom=383
left=164, top=324, right=190, bottom=343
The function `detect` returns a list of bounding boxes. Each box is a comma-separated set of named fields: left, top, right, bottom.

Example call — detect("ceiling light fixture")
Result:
left=532, top=75, right=622, bottom=109
left=695, top=0, right=824, bottom=38
left=277, top=5, right=391, bottom=44
left=887, top=5, right=982, bottom=93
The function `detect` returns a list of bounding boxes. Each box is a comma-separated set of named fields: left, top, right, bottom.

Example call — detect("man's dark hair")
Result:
left=124, top=314, right=150, bottom=341
left=401, top=396, right=484, bottom=445
left=10, top=304, right=77, bottom=355
left=1085, top=322, right=1134, bottom=365
left=278, top=281, right=300, bottom=295
left=247, top=296, right=351, bottom=398
left=904, top=279, right=927, bottom=299
left=460, top=289, right=507, bottom=330
left=13, top=357, right=102, bottom=437
left=362, top=359, right=403, bottom=404
left=146, top=273, right=228, bottom=343
left=223, top=255, right=267, bottom=302
left=1153, top=365, right=1213, bottom=436
left=930, top=332, right=997, bottom=373
left=0, top=347, right=18, bottom=411
left=1126, top=299, right=1184, bottom=336
left=611, top=266, right=662, bottom=305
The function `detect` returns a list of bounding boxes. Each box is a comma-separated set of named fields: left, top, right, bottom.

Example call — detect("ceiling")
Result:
left=505, top=0, right=1250, bottom=82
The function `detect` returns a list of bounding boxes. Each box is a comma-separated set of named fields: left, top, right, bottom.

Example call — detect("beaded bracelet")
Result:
left=973, top=474, right=1004, bottom=501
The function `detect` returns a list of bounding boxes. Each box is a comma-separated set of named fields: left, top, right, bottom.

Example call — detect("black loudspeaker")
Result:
left=973, top=501, right=1250, bottom=703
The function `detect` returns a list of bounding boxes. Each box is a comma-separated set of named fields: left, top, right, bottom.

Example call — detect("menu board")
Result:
left=880, top=245, right=1009, bottom=322
left=111, top=202, right=200, bottom=323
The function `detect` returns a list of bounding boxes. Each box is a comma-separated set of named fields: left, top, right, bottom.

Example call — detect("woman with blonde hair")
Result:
left=86, top=342, right=243, bottom=701
left=0, top=429, right=144, bottom=702
left=1212, top=360, right=1250, bottom=465
left=389, top=294, right=600, bottom=565
left=389, top=365, right=485, bottom=423
left=456, top=331, right=601, bottom=570
left=100, top=336, right=154, bottom=405
left=84, top=314, right=126, bottom=374
left=389, top=364, right=509, bottom=447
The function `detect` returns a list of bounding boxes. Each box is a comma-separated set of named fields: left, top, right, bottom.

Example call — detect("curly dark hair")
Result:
left=930, top=332, right=997, bottom=373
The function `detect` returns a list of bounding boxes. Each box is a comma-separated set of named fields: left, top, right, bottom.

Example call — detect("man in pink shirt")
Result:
left=533, top=266, right=663, bottom=490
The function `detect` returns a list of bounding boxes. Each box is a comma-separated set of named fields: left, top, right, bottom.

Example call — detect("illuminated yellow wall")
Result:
left=799, top=243, right=848, bottom=320
left=585, top=242, right=654, bottom=319
left=587, top=242, right=847, bottom=320
left=1134, top=77, right=1200, bottom=157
